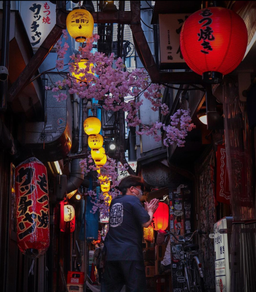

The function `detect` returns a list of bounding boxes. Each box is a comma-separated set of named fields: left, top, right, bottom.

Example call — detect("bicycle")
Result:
left=164, top=229, right=206, bottom=292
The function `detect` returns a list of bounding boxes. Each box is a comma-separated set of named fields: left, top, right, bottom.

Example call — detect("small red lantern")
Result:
left=60, top=200, right=76, bottom=233
left=180, top=7, right=248, bottom=83
left=153, top=202, right=169, bottom=231
left=15, top=157, right=50, bottom=257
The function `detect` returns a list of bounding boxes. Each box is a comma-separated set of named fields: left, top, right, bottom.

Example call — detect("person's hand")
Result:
left=145, top=198, right=159, bottom=213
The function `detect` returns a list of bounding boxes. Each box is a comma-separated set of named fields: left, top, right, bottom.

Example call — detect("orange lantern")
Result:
left=153, top=202, right=169, bottom=231
left=88, top=134, right=103, bottom=150
left=180, top=7, right=248, bottom=83
left=72, top=59, right=94, bottom=83
left=84, top=117, right=101, bottom=135
left=143, top=223, right=154, bottom=242
left=66, top=8, right=94, bottom=43
left=91, top=147, right=105, bottom=161
left=94, top=154, right=107, bottom=167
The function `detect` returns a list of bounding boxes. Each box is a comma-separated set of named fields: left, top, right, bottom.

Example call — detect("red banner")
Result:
left=15, top=157, right=50, bottom=257
left=216, top=145, right=231, bottom=205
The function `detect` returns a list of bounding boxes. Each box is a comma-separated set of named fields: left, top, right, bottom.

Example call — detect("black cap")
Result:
left=117, top=175, right=144, bottom=191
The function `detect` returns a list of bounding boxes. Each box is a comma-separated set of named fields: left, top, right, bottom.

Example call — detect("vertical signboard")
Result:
left=20, top=1, right=56, bottom=50
left=214, top=217, right=232, bottom=292
left=159, top=14, right=190, bottom=69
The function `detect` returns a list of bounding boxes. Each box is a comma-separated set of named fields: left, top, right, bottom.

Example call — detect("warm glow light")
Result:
left=88, top=134, right=104, bottom=150
left=67, top=189, right=77, bottom=200
left=54, top=161, right=62, bottom=175
left=66, top=8, right=94, bottom=43
left=64, top=204, right=75, bottom=222
left=84, top=117, right=101, bottom=135
left=71, top=59, right=94, bottom=83
left=94, top=154, right=107, bottom=167
left=100, top=180, right=111, bottom=192
left=91, top=147, right=105, bottom=161
left=198, top=114, right=207, bottom=125
left=180, top=7, right=248, bottom=83
left=153, top=202, right=169, bottom=231
left=75, top=193, right=82, bottom=200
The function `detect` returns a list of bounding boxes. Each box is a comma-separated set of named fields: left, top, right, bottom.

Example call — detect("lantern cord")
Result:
left=28, top=259, right=35, bottom=276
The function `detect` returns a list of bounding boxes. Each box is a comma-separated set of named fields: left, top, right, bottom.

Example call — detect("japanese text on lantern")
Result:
left=16, top=165, right=49, bottom=240
left=198, top=9, right=215, bottom=54
left=29, top=2, right=51, bottom=46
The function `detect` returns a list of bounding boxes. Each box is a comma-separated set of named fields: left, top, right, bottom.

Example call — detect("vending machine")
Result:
left=214, top=217, right=232, bottom=292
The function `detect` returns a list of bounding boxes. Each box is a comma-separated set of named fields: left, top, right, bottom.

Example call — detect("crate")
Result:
left=67, top=271, right=84, bottom=285
left=67, top=284, right=83, bottom=292
left=145, top=265, right=155, bottom=277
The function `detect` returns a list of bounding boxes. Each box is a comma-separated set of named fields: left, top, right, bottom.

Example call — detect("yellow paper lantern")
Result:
left=64, top=204, right=75, bottom=222
left=88, top=134, right=103, bottom=149
left=94, top=154, right=107, bottom=167
left=84, top=117, right=101, bottom=135
left=100, top=180, right=111, bottom=192
left=71, top=59, right=94, bottom=83
left=98, top=174, right=110, bottom=182
left=103, top=193, right=112, bottom=206
left=66, top=8, right=94, bottom=43
left=91, top=147, right=105, bottom=161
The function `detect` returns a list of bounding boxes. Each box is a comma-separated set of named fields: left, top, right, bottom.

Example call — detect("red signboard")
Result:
left=15, top=157, right=50, bottom=257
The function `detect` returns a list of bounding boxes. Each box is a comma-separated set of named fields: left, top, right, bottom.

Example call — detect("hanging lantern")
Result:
left=91, top=147, right=105, bottom=161
left=103, top=192, right=112, bottom=206
left=153, top=202, right=169, bottom=231
left=84, top=117, right=101, bottom=135
left=88, top=134, right=104, bottom=150
left=64, top=204, right=75, bottom=222
left=66, top=8, right=94, bottom=43
left=60, top=200, right=76, bottom=233
left=100, top=180, right=111, bottom=193
left=180, top=7, right=248, bottom=83
left=143, top=223, right=154, bottom=242
left=94, top=154, right=107, bottom=167
left=71, top=59, right=94, bottom=83
left=15, top=157, right=50, bottom=258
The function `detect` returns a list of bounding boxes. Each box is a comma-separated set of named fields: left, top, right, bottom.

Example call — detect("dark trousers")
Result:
left=101, top=260, right=146, bottom=292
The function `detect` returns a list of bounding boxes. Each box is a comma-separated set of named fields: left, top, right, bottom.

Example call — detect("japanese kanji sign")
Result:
left=15, top=157, right=50, bottom=257
left=20, top=1, right=56, bottom=49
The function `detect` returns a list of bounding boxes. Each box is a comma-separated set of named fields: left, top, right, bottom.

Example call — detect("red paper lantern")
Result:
left=15, top=157, right=50, bottom=258
left=180, top=7, right=248, bottom=83
left=153, top=202, right=169, bottom=231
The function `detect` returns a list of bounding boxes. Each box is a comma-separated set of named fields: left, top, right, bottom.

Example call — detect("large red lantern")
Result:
left=153, top=202, right=169, bottom=231
left=180, top=7, right=248, bottom=83
left=15, top=157, right=50, bottom=257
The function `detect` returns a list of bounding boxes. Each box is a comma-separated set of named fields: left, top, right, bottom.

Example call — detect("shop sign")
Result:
left=20, top=1, right=56, bottom=50
left=214, top=217, right=232, bottom=292
left=159, top=14, right=190, bottom=69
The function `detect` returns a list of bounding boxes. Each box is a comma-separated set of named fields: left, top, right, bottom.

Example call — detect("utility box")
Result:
left=214, top=216, right=232, bottom=292
left=67, top=271, right=84, bottom=292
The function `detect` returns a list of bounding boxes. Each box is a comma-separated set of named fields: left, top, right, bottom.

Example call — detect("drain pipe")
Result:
left=67, top=96, right=86, bottom=193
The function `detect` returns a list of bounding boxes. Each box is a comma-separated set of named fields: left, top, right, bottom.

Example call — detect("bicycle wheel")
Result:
left=191, top=260, right=205, bottom=292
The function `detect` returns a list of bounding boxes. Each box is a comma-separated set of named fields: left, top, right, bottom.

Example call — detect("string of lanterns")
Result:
left=84, top=116, right=112, bottom=206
